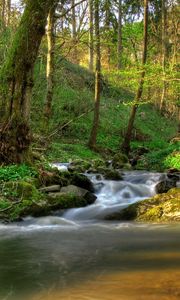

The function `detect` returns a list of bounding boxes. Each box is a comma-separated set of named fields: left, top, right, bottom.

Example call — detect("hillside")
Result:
left=31, top=58, right=179, bottom=170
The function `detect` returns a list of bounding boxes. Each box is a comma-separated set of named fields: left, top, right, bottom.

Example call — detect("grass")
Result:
left=31, top=58, right=178, bottom=169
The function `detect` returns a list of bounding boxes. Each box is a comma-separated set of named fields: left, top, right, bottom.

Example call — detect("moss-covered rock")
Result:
left=0, top=178, right=96, bottom=222
left=68, top=159, right=91, bottom=173
left=106, top=188, right=180, bottom=223
left=103, top=169, right=123, bottom=180
left=112, top=153, right=129, bottom=169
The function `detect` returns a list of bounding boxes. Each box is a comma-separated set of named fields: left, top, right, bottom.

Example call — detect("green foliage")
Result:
left=164, top=151, right=180, bottom=169
left=0, top=165, right=37, bottom=182
left=137, top=144, right=180, bottom=171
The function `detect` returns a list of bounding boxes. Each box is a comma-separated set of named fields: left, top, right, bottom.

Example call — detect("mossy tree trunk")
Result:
left=44, top=4, right=56, bottom=125
left=121, top=0, right=149, bottom=155
left=88, top=0, right=101, bottom=149
left=0, top=0, right=58, bottom=164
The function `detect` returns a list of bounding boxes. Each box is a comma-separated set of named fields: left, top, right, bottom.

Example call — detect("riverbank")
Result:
left=0, top=160, right=179, bottom=223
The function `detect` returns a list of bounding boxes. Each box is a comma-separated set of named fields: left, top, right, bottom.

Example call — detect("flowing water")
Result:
left=0, top=170, right=180, bottom=300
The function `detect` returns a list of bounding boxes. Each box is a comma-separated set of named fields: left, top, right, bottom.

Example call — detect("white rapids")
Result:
left=63, top=171, right=164, bottom=221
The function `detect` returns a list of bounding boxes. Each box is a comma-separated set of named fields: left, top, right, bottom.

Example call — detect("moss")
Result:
left=112, top=153, right=129, bottom=169
left=106, top=188, right=180, bottom=223
left=1, top=181, right=42, bottom=200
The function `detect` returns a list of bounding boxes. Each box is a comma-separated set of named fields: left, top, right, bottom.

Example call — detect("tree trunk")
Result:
left=88, top=0, right=94, bottom=72
left=117, top=0, right=122, bottom=69
left=0, top=0, right=58, bottom=164
left=71, top=0, right=78, bottom=63
left=160, top=0, right=167, bottom=112
left=105, top=0, right=111, bottom=68
left=44, top=5, right=56, bottom=125
left=1, top=0, right=5, bottom=26
left=88, top=0, right=101, bottom=149
left=121, top=0, right=149, bottom=155
left=6, top=0, right=11, bottom=26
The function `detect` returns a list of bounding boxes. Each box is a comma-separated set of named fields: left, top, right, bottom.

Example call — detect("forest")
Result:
left=0, top=1, right=180, bottom=299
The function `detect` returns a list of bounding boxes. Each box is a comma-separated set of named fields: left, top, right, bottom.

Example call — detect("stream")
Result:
left=0, top=170, right=180, bottom=300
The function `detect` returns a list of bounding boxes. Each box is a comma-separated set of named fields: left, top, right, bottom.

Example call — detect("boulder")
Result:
left=70, top=173, right=94, bottom=192
left=68, top=160, right=91, bottom=173
left=103, top=169, right=123, bottom=180
left=112, top=153, right=129, bottom=169
left=106, top=188, right=180, bottom=223
left=156, top=178, right=178, bottom=194
left=60, top=185, right=97, bottom=205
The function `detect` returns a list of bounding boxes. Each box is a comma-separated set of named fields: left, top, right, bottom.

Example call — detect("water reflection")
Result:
left=0, top=223, right=180, bottom=300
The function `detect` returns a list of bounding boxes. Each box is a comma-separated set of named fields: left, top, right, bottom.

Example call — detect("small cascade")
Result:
left=63, top=171, right=163, bottom=221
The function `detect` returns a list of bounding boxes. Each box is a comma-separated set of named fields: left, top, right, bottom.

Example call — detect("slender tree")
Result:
left=88, top=0, right=101, bottom=149
left=88, top=0, right=94, bottom=71
left=1, top=0, right=5, bottom=25
left=160, top=0, right=167, bottom=111
left=71, top=0, right=78, bottom=63
left=0, top=0, right=58, bottom=164
left=105, top=0, right=111, bottom=68
left=117, top=0, right=122, bottom=69
left=6, top=0, right=11, bottom=26
left=44, top=4, right=56, bottom=124
left=121, top=0, right=149, bottom=155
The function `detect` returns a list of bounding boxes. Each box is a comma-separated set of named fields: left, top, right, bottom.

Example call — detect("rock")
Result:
left=39, top=185, right=61, bottom=193
left=106, top=188, right=180, bottom=223
left=60, top=185, right=97, bottom=204
left=167, top=169, right=180, bottom=182
left=156, top=178, right=178, bottom=194
left=70, top=173, right=94, bottom=192
left=112, top=153, right=129, bottom=169
left=91, top=159, right=106, bottom=169
left=68, top=160, right=91, bottom=173
left=103, top=169, right=123, bottom=180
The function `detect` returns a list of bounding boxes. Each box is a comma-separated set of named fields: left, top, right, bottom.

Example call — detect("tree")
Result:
left=121, top=0, right=149, bottom=155
left=117, top=0, right=122, bottom=69
left=71, top=0, right=78, bottom=63
left=44, top=4, right=56, bottom=125
left=88, top=0, right=94, bottom=71
left=160, top=0, right=167, bottom=111
left=88, top=0, right=101, bottom=149
left=0, top=0, right=58, bottom=164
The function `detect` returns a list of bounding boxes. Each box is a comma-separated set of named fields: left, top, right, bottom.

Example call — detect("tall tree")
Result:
left=1, top=0, right=5, bottom=26
left=117, top=0, right=122, bottom=69
left=88, top=0, right=94, bottom=71
left=160, top=0, right=167, bottom=111
left=0, top=0, right=58, bottom=164
left=44, top=4, right=56, bottom=125
left=88, top=0, right=101, bottom=149
left=71, top=0, right=78, bottom=63
left=6, top=0, right=11, bottom=26
left=121, top=0, right=149, bottom=155
left=105, top=0, right=111, bottom=68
